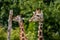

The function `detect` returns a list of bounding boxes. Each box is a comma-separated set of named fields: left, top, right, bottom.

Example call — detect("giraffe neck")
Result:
left=38, top=22, right=44, bottom=40
left=18, top=21, right=27, bottom=40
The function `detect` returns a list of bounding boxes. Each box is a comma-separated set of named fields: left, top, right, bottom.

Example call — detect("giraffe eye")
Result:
left=36, top=15, right=40, bottom=17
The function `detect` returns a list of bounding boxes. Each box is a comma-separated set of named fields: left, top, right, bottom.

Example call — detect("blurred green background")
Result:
left=0, top=0, right=60, bottom=40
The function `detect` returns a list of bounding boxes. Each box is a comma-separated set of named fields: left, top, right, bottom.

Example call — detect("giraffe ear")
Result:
left=33, top=11, right=35, bottom=14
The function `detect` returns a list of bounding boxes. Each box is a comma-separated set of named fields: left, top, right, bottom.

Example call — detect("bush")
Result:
left=0, top=27, right=7, bottom=40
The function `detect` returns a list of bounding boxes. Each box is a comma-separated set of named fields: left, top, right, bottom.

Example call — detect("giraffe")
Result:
left=7, top=10, right=13, bottom=40
left=13, top=15, right=27, bottom=40
left=29, top=8, right=44, bottom=40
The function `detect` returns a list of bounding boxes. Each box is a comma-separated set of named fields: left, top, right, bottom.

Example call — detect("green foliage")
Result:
left=0, top=27, right=37, bottom=40
left=0, top=27, right=7, bottom=40
left=10, top=27, right=20, bottom=40
left=0, top=0, right=60, bottom=40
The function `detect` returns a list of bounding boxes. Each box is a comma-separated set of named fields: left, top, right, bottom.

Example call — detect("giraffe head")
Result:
left=13, top=15, right=22, bottom=22
left=29, top=8, right=43, bottom=22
